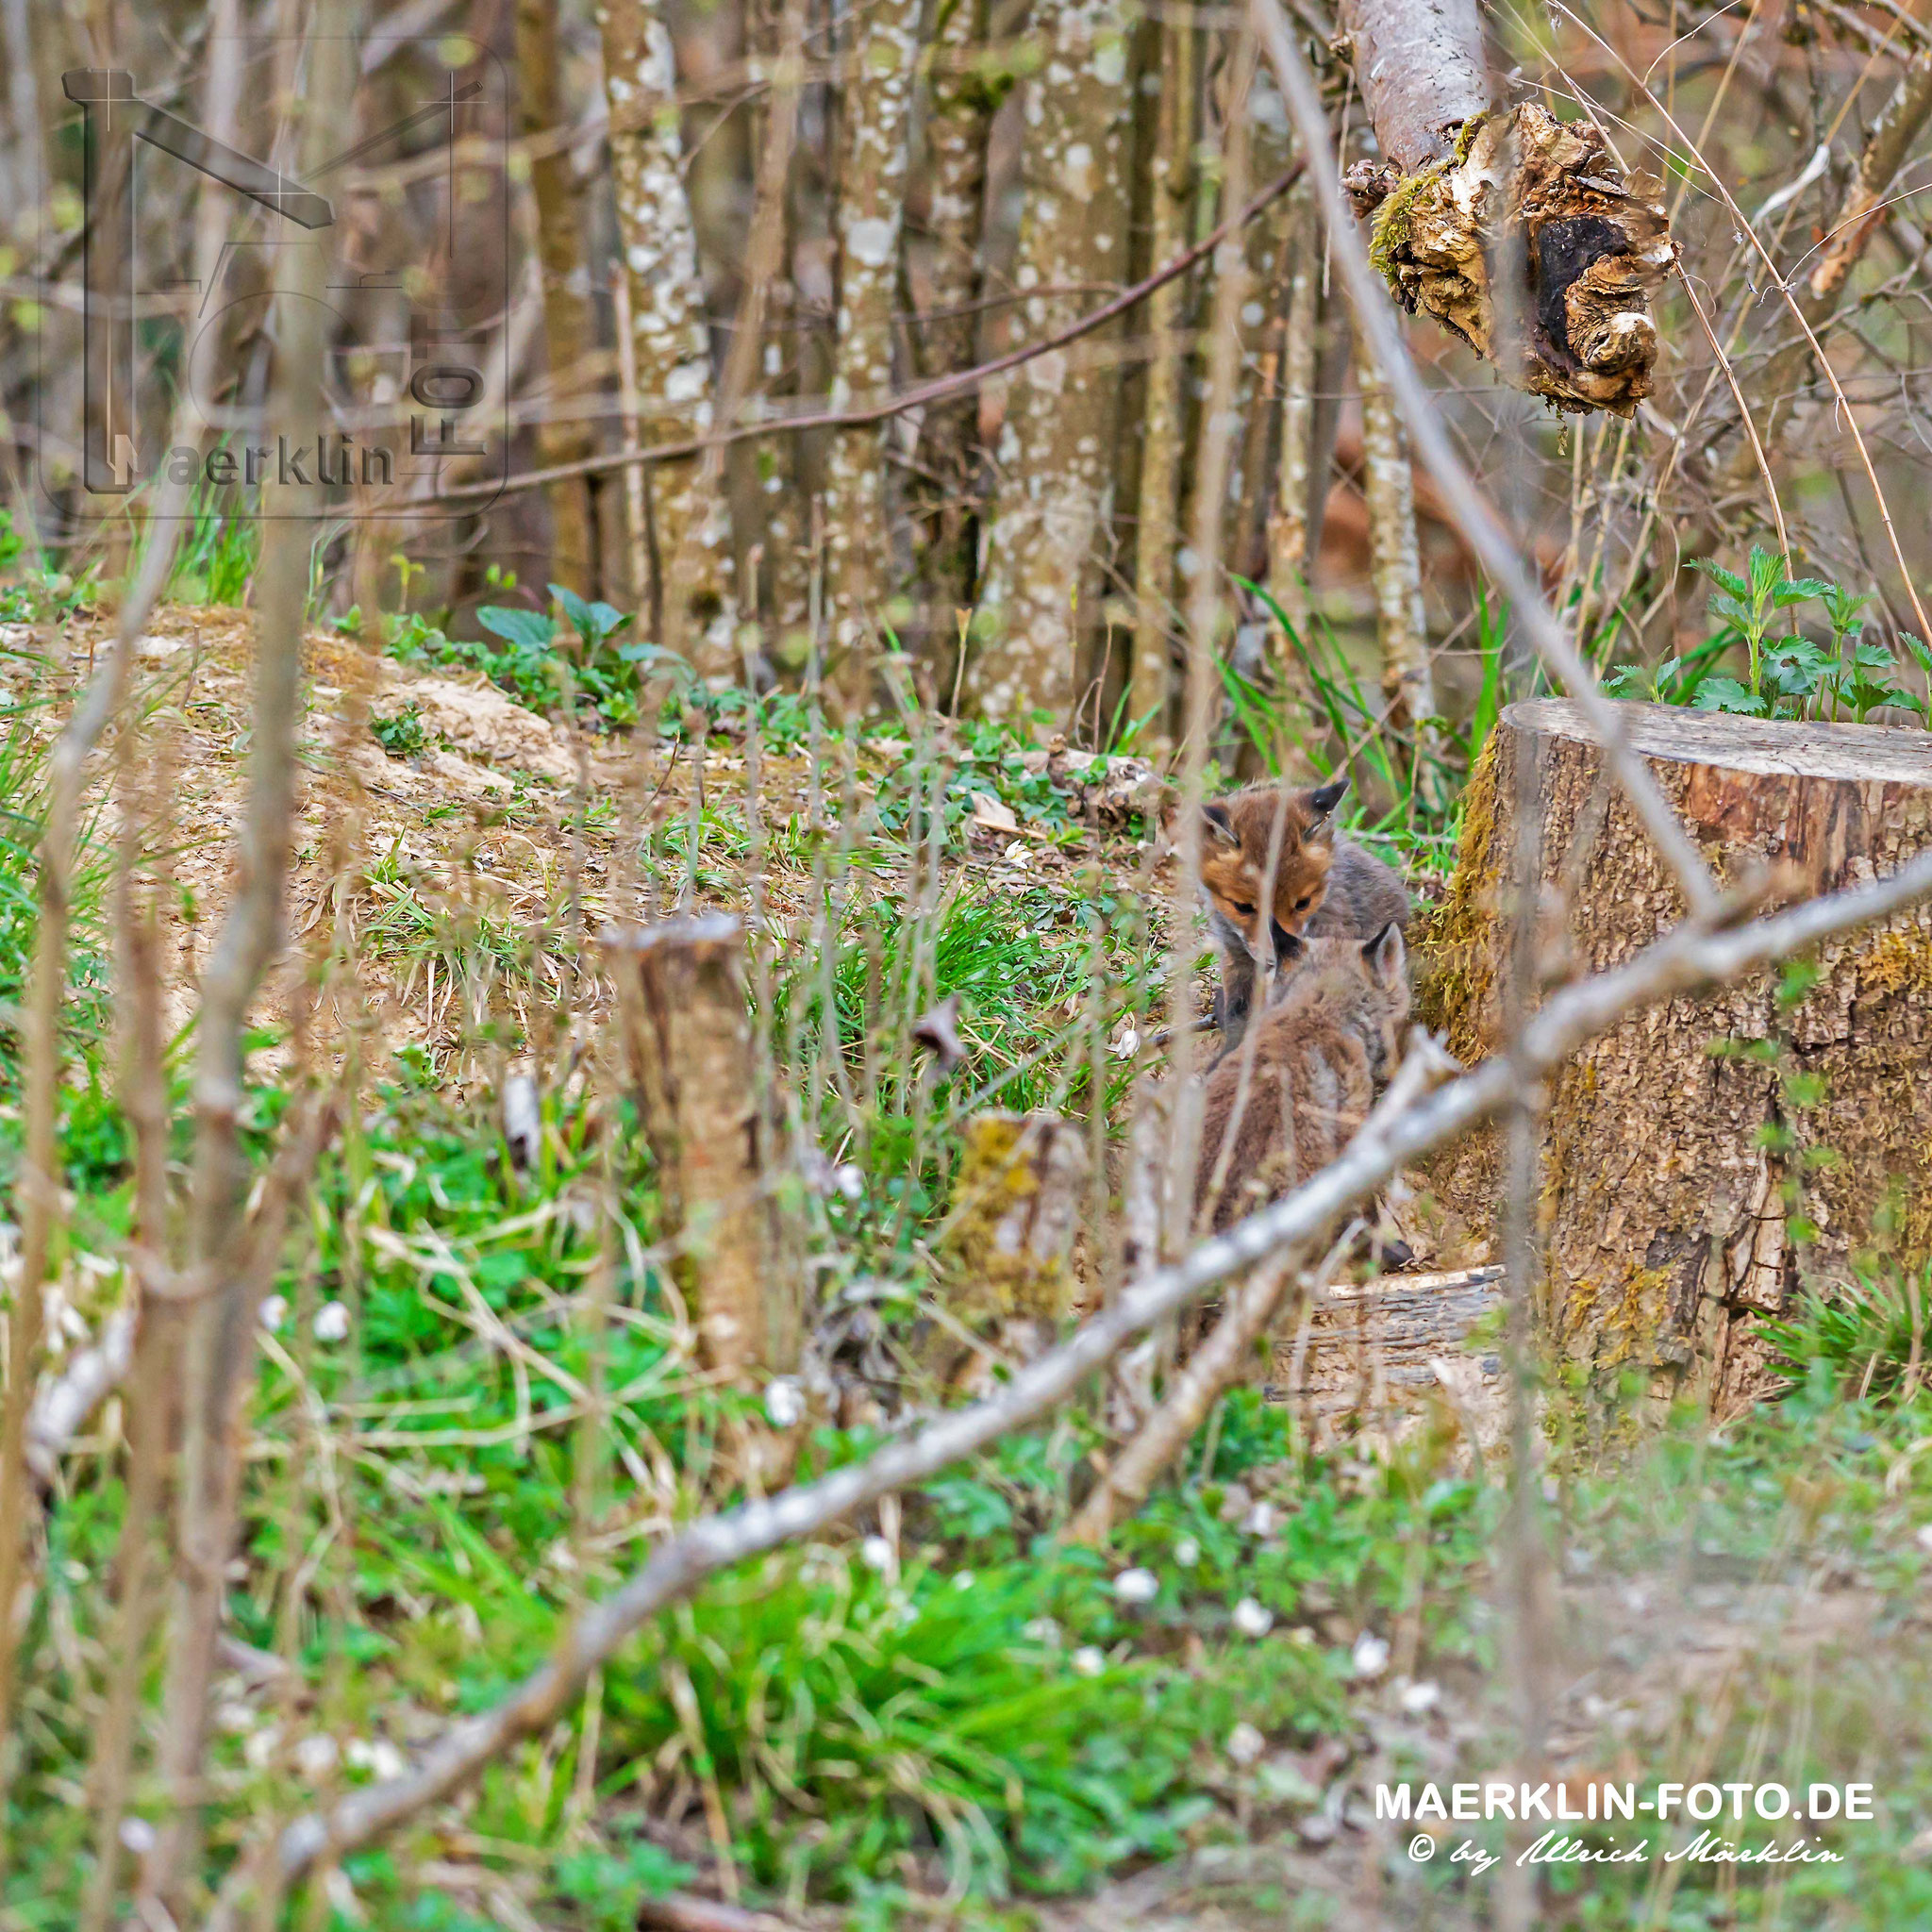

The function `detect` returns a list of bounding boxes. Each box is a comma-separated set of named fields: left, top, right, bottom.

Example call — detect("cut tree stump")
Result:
left=1425, top=700, right=1932, bottom=1417
left=608, top=915, right=802, bottom=1382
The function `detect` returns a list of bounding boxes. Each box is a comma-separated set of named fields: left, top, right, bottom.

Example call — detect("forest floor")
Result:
left=7, top=604, right=1932, bottom=1931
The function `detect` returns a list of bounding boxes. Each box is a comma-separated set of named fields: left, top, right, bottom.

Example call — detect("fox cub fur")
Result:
left=1194, top=925, right=1410, bottom=1233
left=1194, top=778, right=1410, bottom=1049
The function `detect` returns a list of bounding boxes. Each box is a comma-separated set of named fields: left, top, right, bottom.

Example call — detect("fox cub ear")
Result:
left=1362, top=922, right=1407, bottom=989
left=1200, top=801, right=1239, bottom=847
left=1302, top=777, right=1347, bottom=834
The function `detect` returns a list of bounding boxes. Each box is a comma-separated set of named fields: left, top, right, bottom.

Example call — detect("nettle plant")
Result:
left=1605, top=547, right=1932, bottom=724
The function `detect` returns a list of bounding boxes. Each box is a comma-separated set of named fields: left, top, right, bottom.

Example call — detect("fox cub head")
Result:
left=1193, top=778, right=1347, bottom=968
left=1273, top=923, right=1411, bottom=1081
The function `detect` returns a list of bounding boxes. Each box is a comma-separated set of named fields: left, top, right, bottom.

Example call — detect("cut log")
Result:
left=942, top=1112, right=1091, bottom=1323
left=1423, top=700, right=1932, bottom=1417
left=608, top=916, right=801, bottom=1381
left=1268, top=1264, right=1506, bottom=1449
left=1337, top=0, right=1676, bottom=415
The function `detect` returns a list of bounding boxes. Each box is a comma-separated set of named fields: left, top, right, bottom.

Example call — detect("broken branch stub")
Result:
left=1339, top=0, right=1676, bottom=415
left=609, top=916, right=802, bottom=1381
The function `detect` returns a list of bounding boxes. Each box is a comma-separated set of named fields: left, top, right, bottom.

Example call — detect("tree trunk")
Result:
left=1126, top=18, right=1193, bottom=758
left=610, top=916, right=802, bottom=1381
left=1425, top=700, right=1932, bottom=1419
left=822, top=0, right=921, bottom=705
left=598, top=0, right=736, bottom=656
left=965, top=0, right=1134, bottom=727
left=906, top=0, right=993, bottom=659
left=519, top=0, right=599, bottom=596
left=1335, top=0, right=1676, bottom=416
left=1355, top=326, right=1434, bottom=732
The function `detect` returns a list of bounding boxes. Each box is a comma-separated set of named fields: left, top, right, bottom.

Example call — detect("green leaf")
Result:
left=1707, top=592, right=1754, bottom=633
left=1774, top=577, right=1833, bottom=606
left=475, top=605, right=555, bottom=653
left=1690, top=557, right=1747, bottom=599
left=551, top=582, right=630, bottom=649
left=1690, top=675, right=1766, bottom=716
left=1747, top=546, right=1783, bottom=602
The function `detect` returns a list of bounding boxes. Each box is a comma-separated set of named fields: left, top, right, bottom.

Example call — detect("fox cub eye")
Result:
left=1230, top=900, right=1256, bottom=919
left=1293, top=894, right=1313, bottom=913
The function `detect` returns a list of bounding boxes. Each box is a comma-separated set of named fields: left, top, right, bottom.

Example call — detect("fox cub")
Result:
left=1194, top=924, right=1410, bottom=1233
left=1195, top=778, right=1410, bottom=1049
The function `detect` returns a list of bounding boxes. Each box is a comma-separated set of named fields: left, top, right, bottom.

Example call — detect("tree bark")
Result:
left=1126, top=18, right=1193, bottom=758
left=966, top=0, right=1134, bottom=727
left=822, top=0, right=922, bottom=704
left=1335, top=0, right=1676, bottom=416
left=598, top=0, right=736, bottom=656
left=1425, top=701, right=1932, bottom=1419
left=610, top=916, right=802, bottom=1380
left=907, top=0, right=994, bottom=654
left=1355, top=326, right=1434, bottom=732
left=519, top=0, right=599, bottom=595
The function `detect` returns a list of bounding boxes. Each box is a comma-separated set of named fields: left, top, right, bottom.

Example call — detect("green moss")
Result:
left=1365, top=112, right=1496, bottom=288
left=1411, top=735, right=1504, bottom=1063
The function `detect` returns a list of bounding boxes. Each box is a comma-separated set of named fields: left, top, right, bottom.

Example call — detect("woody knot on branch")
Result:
left=1339, top=0, right=1678, bottom=416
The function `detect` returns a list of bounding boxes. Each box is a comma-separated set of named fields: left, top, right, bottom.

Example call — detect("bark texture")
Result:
left=1272, top=1264, right=1505, bottom=1447
left=1338, top=0, right=1676, bottom=416
left=1426, top=701, right=1932, bottom=1418
left=1127, top=19, right=1193, bottom=755
left=822, top=0, right=921, bottom=695
left=611, top=916, right=801, bottom=1380
left=598, top=0, right=737, bottom=658
left=520, top=0, right=598, bottom=594
left=966, top=0, right=1134, bottom=726
left=1355, top=330, right=1433, bottom=730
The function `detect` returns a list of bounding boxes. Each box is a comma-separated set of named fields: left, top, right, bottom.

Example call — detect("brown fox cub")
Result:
left=1194, top=925, right=1410, bottom=1233
left=1195, top=779, right=1410, bottom=1048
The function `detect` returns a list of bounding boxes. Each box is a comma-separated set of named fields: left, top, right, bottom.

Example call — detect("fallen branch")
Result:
left=256, top=844, right=1932, bottom=1890
left=428, top=163, right=1305, bottom=504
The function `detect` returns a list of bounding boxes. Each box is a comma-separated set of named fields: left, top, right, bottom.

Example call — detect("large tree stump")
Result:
left=1424, top=701, right=1932, bottom=1417
left=608, top=916, right=802, bottom=1381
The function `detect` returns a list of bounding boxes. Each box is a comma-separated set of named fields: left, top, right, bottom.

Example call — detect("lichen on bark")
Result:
left=966, top=0, right=1135, bottom=728
left=823, top=0, right=922, bottom=704
left=597, top=0, right=738, bottom=660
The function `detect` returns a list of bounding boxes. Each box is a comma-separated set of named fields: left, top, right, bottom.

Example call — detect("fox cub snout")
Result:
left=1191, top=779, right=1411, bottom=1050
left=1194, top=924, right=1411, bottom=1234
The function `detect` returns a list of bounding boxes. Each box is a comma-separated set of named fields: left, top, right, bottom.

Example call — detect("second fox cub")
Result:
left=1194, top=925, right=1410, bottom=1233
left=1195, top=779, right=1410, bottom=1048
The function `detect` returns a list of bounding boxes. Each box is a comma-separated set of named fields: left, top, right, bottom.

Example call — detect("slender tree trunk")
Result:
left=147, top=22, right=361, bottom=1911
left=822, top=0, right=921, bottom=706
left=519, top=0, right=599, bottom=595
left=908, top=0, right=993, bottom=657
left=1127, top=19, right=1192, bottom=758
left=1355, top=331, right=1434, bottom=732
left=659, top=0, right=806, bottom=677
left=1267, top=191, right=1317, bottom=640
left=966, top=0, right=1134, bottom=727
left=598, top=0, right=736, bottom=656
